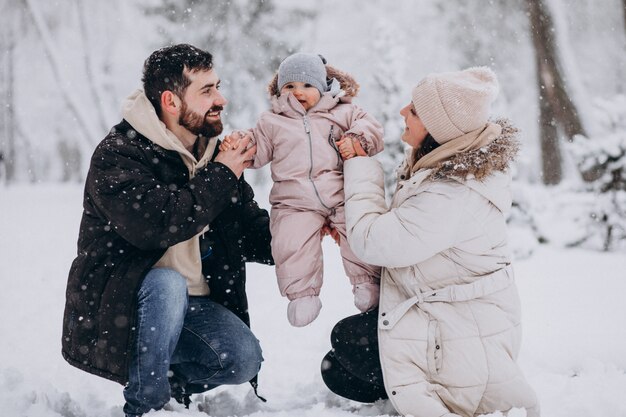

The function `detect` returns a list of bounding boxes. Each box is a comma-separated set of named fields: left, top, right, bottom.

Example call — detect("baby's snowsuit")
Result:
left=248, top=67, right=384, bottom=316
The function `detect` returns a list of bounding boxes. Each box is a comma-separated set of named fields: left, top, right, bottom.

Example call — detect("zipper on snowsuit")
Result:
left=326, top=125, right=342, bottom=168
left=303, top=115, right=336, bottom=216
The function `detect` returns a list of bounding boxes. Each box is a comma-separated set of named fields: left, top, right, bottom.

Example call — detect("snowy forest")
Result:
left=1, top=1, right=626, bottom=417
left=1, top=0, right=626, bottom=251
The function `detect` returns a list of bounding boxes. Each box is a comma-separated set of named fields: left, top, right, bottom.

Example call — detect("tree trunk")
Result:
left=0, top=16, right=17, bottom=183
left=623, top=0, right=626, bottom=37
left=527, top=0, right=587, bottom=141
left=539, top=87, right=562, bottom=184
left=527, top=0, right=590, bottom=185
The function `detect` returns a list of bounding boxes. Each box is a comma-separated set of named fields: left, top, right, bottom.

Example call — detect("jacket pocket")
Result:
left=426, top=315, right=443, bottom=377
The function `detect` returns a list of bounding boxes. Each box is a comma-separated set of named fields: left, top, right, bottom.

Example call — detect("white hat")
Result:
left=411, top=67, right=499, bottom=144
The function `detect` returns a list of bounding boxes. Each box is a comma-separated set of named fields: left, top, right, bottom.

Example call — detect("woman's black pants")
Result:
left=320, top=309, right=388, bottom=402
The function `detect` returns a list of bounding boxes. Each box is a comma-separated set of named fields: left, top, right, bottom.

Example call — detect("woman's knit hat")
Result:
left=277, top=53, right=328, bottom=94
left=411, top=67, right=499, bottom=144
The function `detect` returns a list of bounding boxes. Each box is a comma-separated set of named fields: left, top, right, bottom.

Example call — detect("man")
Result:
left=61, top=44, right=273, bottom=417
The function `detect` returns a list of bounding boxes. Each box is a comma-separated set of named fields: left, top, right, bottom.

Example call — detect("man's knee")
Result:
left=141, top=268, right=188, bottom=302
left=220, top=328, right=263, bottom=384
left=138, top=268, right=188, bottom=327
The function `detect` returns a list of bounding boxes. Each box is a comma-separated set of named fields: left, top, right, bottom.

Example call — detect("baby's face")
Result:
left=280, top=82, right=321, bottom=111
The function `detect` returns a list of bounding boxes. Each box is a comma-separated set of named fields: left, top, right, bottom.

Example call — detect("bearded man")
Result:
left=61, top=44, right=273, bottom=417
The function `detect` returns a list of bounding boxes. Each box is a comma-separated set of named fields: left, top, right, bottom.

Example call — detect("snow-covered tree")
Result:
left=143, top=0, right=313, bottom=131
left=368, top=18, right=408, bottom=197
left=438, top=0, right=542, bottom=183
left=1, top=0, right=624, bottom=186
left=0, top=0, right=143, bottom=183
left=565, top=95, right=626, bottom=251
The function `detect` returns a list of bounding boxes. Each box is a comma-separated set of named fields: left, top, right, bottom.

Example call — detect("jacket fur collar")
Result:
left=418, top=118, right=520, bottom=182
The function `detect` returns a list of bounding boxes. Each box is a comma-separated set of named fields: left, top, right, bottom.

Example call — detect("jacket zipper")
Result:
left=326, top=125, right=341, bottom=167
left=303, top=115, right=334, bottom=215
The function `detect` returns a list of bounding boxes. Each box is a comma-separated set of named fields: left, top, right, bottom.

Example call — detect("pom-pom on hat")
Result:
left=411, top=67, right=499, bottom=144
left=277, top=53, right=328, bottom=94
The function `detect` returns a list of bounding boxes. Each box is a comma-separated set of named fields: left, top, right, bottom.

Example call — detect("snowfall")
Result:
left=1, top=183, right=625, bottom=417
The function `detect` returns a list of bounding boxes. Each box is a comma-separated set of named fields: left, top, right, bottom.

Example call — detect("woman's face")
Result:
left=400, top=103, right=429, bottom=148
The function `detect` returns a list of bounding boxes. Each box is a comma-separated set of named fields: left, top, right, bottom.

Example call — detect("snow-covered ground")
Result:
left=1, top=184, right=625, bottom=417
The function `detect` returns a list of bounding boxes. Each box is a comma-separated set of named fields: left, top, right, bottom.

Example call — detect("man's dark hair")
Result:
left=142, top=44, right=214, bottom=116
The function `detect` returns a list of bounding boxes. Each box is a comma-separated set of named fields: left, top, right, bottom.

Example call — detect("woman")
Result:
left=321, top=67, right=539, bottom=417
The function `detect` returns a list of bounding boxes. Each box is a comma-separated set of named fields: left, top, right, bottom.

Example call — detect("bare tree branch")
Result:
left=75, top=0, right=110, bottom=135
left=24, top=0, right=100, bottom=147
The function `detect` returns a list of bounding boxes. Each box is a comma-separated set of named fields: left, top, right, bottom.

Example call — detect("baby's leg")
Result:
left=329, top=206, right=381, bottom=286
left=329, top=207, right=381, bottom=312
left=270, top=207, right=327, bottom=300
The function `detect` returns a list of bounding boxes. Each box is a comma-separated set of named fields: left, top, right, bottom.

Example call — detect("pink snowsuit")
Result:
left=248, top=71, right=384, bottom=302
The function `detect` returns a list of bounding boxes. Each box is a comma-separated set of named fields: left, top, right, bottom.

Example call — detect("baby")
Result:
left=220, top=53, right=383, bottom=327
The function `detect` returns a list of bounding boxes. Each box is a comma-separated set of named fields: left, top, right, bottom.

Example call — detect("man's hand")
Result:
left=214, top=135, right=256, bottom=178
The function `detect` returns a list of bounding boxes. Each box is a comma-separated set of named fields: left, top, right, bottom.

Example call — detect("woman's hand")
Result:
left=336, top=134, right=368, bottom=160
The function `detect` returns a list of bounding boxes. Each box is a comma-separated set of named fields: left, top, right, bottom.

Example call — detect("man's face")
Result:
left=178, top=69, right=227, bottom=138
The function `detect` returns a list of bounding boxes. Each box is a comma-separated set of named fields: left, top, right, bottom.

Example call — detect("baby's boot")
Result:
left=287, top=295, right=322, bottom=327
left=353, top=282, right=380, bottom=312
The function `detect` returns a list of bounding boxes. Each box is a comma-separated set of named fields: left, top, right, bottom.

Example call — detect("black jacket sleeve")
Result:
left=85, top=135, right=239, bottom=251
left=206, top=174, right=273, bottom=266
left=237, top=178, right=274, bottom=265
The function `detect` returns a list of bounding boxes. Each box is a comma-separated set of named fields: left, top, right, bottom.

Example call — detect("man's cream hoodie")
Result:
left=122, top=89, right=218, bottom=296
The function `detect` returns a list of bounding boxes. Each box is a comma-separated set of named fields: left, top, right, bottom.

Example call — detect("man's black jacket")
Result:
left=62, top=120, right=273, bottom=384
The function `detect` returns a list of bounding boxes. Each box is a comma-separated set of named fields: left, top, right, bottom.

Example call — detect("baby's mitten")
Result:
left=287, top=296, right=322, bottom=327
left=353, top=282, right=380, bottom=312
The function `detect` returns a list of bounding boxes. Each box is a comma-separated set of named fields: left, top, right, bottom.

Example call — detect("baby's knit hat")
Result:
left=411, top=67, right=499, bottom=144
left=277, top=53, right=328, bottom=94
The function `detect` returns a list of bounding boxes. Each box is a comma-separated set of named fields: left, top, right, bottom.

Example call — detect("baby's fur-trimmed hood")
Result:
left=428, top=118, right=520, bottom=181
left=267, top=65, right=360, bottom=98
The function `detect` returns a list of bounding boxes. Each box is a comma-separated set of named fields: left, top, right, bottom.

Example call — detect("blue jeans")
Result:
left=123, top=268, right=263, bottom=416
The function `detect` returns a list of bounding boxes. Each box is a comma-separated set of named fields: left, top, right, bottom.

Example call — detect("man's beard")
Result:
left=178, top=101, right=224, bottom=138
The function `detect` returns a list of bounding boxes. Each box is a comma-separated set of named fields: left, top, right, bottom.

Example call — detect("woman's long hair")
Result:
left=412, top=133, right=441, bottom=163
